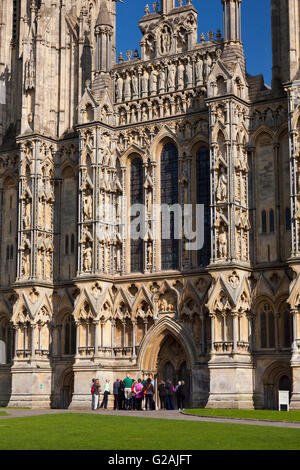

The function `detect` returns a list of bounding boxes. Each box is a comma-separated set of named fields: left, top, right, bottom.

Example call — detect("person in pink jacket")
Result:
left=134, top=378, right=144, bottom=411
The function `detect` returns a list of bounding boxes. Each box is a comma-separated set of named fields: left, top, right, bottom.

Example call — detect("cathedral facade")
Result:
left=0, top=0, right=300, bottom=410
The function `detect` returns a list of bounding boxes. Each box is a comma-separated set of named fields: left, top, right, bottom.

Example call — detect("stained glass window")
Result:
left=196, top=147, right=210, bottom=266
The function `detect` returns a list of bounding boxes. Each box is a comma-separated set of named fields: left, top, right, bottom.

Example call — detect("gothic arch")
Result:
left=137, top=316, right=198, bottom=371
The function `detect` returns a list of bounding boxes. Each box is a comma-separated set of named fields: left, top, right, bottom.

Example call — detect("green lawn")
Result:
left=0, top=413, right=300, bottom=450
left=184, top=408, right=300, bottom=422
left=0, top=411, right=8, bottom=416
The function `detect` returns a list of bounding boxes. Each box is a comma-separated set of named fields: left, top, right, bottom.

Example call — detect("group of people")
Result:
left=91, top=374, right=187, bottom=411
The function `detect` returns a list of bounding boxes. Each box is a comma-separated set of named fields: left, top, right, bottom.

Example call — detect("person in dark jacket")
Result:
left=158, top=380, right=167, bottom=410
left=166, top=379, right=175, bottom=410
left=118, top=380, right=125, bottom=410
left=143, top=377, right=154, bottom=410
left=113, top=378, right=120, bottom=410
left=177, top=380, right=186, bottom=410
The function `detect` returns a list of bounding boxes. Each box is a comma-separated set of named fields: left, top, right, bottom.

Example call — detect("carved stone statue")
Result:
left=83, top=192, right=93, bottom=220
left=185, top=60, right=193, bottom=87
left=216, top=166, right=228, bottom=202
left=159, top=68, right=166, bottom=93
left=131, top=72, right=138, bottom=98
left=218, top=226, right=228, bottom=258
left=124, top=73, right=132, bottom=101
left=167, top=63, right=176, bottom=91
left=177, top=62, right=185, bottom=90
left=141, top=70, right=149, bottom=97
left=83, top=243, right=92, bottom=271
left=149, top=68, right=158, bottom=95
left=161, top=25, right=171, bottom=54
left=22, top=247, right=30, bottom=277
left=24, top=197, right=31, bottom=229
left=116, top=75, right=123, bottom=102
left=195, top=57, right=203, bottom=86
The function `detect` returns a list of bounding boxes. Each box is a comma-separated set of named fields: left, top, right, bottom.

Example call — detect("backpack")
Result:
left=91, top=384, right=95, bottom=395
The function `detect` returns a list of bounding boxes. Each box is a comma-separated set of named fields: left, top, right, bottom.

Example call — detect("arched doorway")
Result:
left=156, top=334, right=191, bottom=408
left=263, top=363, right=292, bottom=410
left=60, top=369, right=74, bottom=409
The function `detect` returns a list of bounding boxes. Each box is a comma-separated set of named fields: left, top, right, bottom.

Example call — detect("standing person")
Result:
left=123, top=374, right=133, bottom=410
left=175, top=381, right=181, bottom=409
left=144, top=377, right=154, bottom=410
left=158, top=380, right=167, bottom=410
left=113, top=378, right=120, bottom=410
left=90, top=378, right=95, bottom=410
left=166, top=379, right=175, bottom=410
left=131, top=380, right=137, bottom=410
left=100, top=379, right=110, bottom=409
left=118, top=380, right=125, bottom=410
left=134, top=378, right=144, bottom=411
left=93, top=379, right=101, bottom=410
left=178, top=380, right=186, bottom=411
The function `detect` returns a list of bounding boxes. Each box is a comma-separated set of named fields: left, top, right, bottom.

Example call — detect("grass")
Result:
left=0, top=411, right=8, bottom=416
left=184, top=408, right=300, bottom=422
left=0, top=413, right=300, bottom=450
left=0, top=407, right=30, bottom=410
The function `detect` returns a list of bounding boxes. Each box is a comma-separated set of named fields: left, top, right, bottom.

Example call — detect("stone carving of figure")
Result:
left=24, top=196, right=31, bottom=229
left=185, top=60, right=193, bottom=87
left=216, top=166, right=227, bottom=202
left=38, top=198, right=44, bottom=227
left=141, top=70, right=149, bottom=97
left=149, top=68, right=158, bottom=95
left=147, top=242, right=152, bottom=266
left=132, top=72, right=138, bottom=98
left=83, top=192, right=93, bottom=220
left=124, top=74, right=132, bottom=101
left=158, top=68, right=166, bottom=93
left=45, top=249, right=52, bottom=279
left=167, top=63, right=176, bottom=91
left=116, top=75, right=123, bottom=102
left=141, top=106, right=148, bottom=121
left=195, top=57, right=203, bottom=86
left=22, top=247, right=30, bottom=276
left=218, top=226, right=228, bottom=258
left=83, top=243, right=92, bottom=271
left=177, top=62, right=185, bottom=90
left=161, top=25, right=171, bottom=54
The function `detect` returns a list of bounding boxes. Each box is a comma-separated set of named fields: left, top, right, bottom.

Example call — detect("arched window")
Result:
left=260, top=303, right=275, bottom=348
left=196, top=147, right=210, bottom=266
left=262, top=210, right=267, bottom=233
left=130, top=157, right=143, bottom=273
left=269, top=209, right=275, bottom=233
left=283, top=310, right=291, bottom=348
left=63, top=315, right=76, bottom=355
left=71, top=234, right=75, bottom=254
left=285, top=207, right=291, bottom=231
left=65, top=235, right=69, bottom=255
left=161, top=142, right=179, bottom=270
left=0, top=318, right=11, bottom=364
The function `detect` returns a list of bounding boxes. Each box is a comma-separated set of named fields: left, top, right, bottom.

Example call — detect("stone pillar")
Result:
left=94, top=321, right=100, bottom=357
left=132, top=320, right=136, bottom=358
left=232, top=312, right=238, bottom=352
left=209, top=313, right=215, bottom=351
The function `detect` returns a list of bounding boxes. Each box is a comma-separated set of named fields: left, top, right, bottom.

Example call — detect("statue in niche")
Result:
left=141, top=106, right=148, bottom=121
left=147, top=242, right=153, bottom=266
left=152, top=102, right=159, bottom=118
left=22, top=247, right=30, bottom=277
left=116, top=75, right=123, bottom=102
left=146, top=188, right=152, bottom=216
left=83, top=242, right=92, bottom=271
left=195, top=57, right=203, bottom=86
left=216, top=166, right=228, bottom=202
left=83, top=191, right=93, bottom=220
left=149, top=67, right=158, bottom=95
left=141, top=70, right=149, bottom=96
left=38, top=198, right=44, bottom=227
left=23, top=196, right=31, bottom=229
left=167, top=62, right=176, bottom=90
left=185, top=60, right=193, bottom=87
left=124, top=73, right=132, bottom=101
left=161, top=25, right=171, bottom=54
left=131, top=72, right=138, bottom=98
left=45, top=248, right=52, bottom=279
left=145, top=35, right=155, bottom=57
left=218, top=225, right=228, bottom=259
left=177, top=61, right=185, bottom=89
left=158, top=68, right=166, bottom=93
left=116, top=243, right=122, bottom=272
